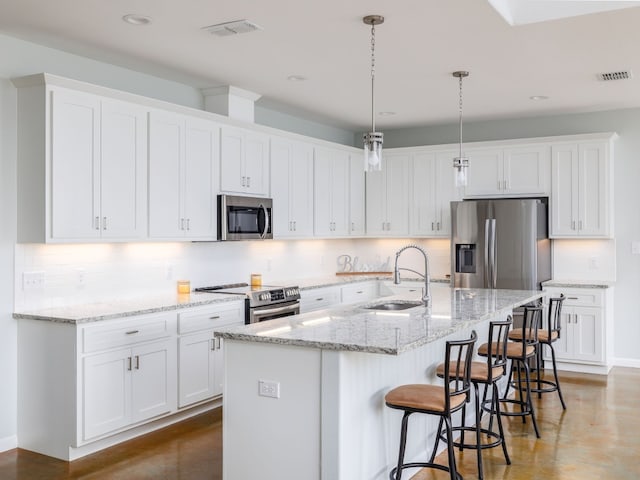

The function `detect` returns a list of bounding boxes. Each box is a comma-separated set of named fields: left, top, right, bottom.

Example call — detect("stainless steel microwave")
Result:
left=217, top=195, right=273, bottom=240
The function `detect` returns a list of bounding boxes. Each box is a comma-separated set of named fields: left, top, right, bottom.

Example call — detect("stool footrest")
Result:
left=530, top=378, right=559, bottom=394
left=482, top=398, right=533, bottom=417
left=439, top=426, right=504, bottom=451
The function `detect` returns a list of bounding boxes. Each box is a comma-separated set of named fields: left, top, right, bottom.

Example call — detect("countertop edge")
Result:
left=542, top=279, right=614, bottom=289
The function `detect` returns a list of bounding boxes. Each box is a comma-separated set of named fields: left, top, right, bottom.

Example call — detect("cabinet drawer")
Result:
left=82, top=312, right=174, bottom=353
left=300, top=287, right=341, bottom=313
left=543, top=287, right=604, bottom=307
left=341, top=282, right=378, bottom=304
left=178, top=302, right=244, bottom=334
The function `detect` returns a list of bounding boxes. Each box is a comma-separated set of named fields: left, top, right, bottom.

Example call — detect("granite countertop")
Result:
left=215, top=286, right=543, bottom=355
left=542, top=279, right=614, bottom=289
left=13, top=292, right=243, bottom=324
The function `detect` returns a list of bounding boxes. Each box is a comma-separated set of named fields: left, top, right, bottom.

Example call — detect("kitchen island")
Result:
left=215, top=284, right=544, bottom=480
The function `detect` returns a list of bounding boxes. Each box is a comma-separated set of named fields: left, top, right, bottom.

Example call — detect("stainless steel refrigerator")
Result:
left=451, top=198, right=551, bottom=290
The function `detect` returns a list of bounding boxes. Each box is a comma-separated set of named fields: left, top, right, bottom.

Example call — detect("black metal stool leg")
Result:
left=536, top=344, right=543, bottom=399
left=493, top=382, right=511, bottom=466
left=443, top=416, right=459, bottom=480
left=429, top=416, right=444, bottom=464
left=523, top=361, right=541, bottom=438
left=391, top=411, right=411, bottom=480
left=550, top=345, right=567, bottom=409
left=473, top=383, right=484, bottom=480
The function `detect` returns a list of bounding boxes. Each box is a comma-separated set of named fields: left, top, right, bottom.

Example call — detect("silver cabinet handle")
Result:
left=356, top=290, right=363, bottom=294
left=180, top=218, right=185, bottom=230
left=186, top=218, right=190, bottom=231
left=351, top=222, right=355, bottom=232
left=315, top=297, right=324, bottom=301
left=431, top=222, right=435, bottom=231
left=125, top=330, right=139, bottom=335
left=216, top=337, right=221, bottom=350
left=135, top=355, right=140, bottom=370
left=95, top=216, right=100, bottom=230
left=209, top=315, right=221, bottom=320
left=246, top=176, right=251, bottom=187
left=103, top=217, right=107, bottom=230
left=241, top=176, right=246, bottom=187
left=436, top=222, right=441, bottom=230
left=127, top=357, right=132, bottom=371
left=293, top=221, right=296, bottom=231
left=571, top=220, right=576, bottom=230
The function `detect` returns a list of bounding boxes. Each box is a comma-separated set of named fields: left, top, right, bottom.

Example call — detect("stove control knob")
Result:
left=259, top=293, right=270, bottom=301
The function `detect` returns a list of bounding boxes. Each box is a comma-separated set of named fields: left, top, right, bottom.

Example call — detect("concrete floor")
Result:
left=0, top=367, right=638, bottom=479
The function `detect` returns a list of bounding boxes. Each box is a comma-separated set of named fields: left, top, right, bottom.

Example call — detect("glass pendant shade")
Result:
left=364, top=132, right=383, bottom=172
left=454, top=156, right=469, bottom=187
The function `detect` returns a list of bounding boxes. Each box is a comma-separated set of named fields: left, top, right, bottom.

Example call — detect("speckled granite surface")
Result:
left=13, top=292, right=243, bottom=324
left=215, top=286, right=543, bottom=355
left=542, top=279, right=614, bottom=289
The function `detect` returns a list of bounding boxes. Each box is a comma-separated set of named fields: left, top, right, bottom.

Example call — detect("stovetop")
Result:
left=195, top=282, right=300, bottom=307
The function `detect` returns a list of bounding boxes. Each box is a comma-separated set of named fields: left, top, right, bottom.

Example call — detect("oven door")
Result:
left=249, top=300, right=300, bottom=324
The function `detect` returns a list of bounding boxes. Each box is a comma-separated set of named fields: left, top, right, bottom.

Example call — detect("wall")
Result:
left=0, top=78, right=17, bottom=451
left=15, top=238, right=451, bottom=311
left=384, top=109, right=640, bottom=366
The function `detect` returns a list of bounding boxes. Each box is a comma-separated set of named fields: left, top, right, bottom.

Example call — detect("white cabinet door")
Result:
left=83, top=348, right=132, bottom=440
left=289, top=142, right=314, bottom=236
left=465, top=148, right=503, bottom=196
left=550, top=141, right=611, bottom=238
left=148, top=111, right=184, bottom=238
left=100, top=99, right=147, bottom=239
left=50, top=88, right=100, bottom=239
left=220, top=127, right=269, bottom=196
left=571, top=306, right=604, bottom=364
left=178, top=331, right=215, bottom=407
left=550, top=144, right=578, bottom=236
left=577, top=142, right=609, bottom=236
left=314, top=147, right=349, bottom=237
left=349, top=154, right=366, bottom=236
left=271, top=138, right=313, bottom=238
left=411, top=151, right=457, bottom=237
left=503, top=145, right=549, bottom=195
left=299, top=286, right=342, bottom=313
left=131, top=339, right=175, bottom=423
left=366, top=153, right=409, bottom=236
left=183, top=119, right=218, bottom=239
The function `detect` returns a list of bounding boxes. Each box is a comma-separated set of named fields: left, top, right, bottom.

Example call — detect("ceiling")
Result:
left=2, top=0, right=640, bottom=131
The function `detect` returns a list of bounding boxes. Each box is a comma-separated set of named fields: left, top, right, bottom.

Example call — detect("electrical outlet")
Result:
left=23, top=271, right=45, bottom=290
left=258, top=380, right=280, bottom=399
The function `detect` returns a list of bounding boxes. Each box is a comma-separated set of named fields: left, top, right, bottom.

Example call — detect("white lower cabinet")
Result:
left=177, top=303, right=244, bottom=407
left=542, top=286, right=613, bottom=373
left=83, top=338, right=175, bottom=440
left=341, top=282, right=378, bottom=304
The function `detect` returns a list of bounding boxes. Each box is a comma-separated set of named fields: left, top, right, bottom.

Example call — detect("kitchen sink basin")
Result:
left=365, top=301, right=423, bottom=311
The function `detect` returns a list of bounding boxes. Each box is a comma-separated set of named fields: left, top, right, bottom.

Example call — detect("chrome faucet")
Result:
left=393, top=244, right=431, bottom=306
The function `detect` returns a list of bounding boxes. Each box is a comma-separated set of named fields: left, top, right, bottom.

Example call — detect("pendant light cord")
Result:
left=370, top=22, right=376, bottom=133
left=458, top=74, right=463, bottom=159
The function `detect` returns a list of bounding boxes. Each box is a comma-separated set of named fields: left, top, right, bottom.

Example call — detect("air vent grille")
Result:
left=202, top=19, right=262, bottom=37
left=597, top=70, right=633, bottom=81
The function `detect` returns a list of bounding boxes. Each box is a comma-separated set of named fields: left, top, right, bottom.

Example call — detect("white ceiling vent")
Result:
left=202, top=19, right=262, bottom=37
left=597, top=70, right=633, bottom=82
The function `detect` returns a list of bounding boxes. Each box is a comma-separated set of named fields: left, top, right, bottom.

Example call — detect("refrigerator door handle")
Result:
left=489, top=219, right=497, bottom=288
left=484, top=219, right=491, bottom=288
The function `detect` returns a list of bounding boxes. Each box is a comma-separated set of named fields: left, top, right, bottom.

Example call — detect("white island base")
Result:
left=224, top=319, right=493, bottom=479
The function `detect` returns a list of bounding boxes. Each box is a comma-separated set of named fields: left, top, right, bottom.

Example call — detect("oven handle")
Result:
left=259, top=203, right=270, bottom=239
left=253, top=303, right=299, bottom=317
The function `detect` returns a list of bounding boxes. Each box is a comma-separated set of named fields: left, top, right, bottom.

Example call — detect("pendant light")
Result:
left=452, top=70, right=470, bottom=187
left=363, top=15, right=384, bottom=172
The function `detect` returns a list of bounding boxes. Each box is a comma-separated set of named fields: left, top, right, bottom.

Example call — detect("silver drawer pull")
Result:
left=209, top=316, right=221, bottom=320
left=567, top=297, right=579, bottom=300
left=356, top=291, right=363, bottom=294
left=316, top=298, right=324, bottom=301
left=125, top=330, right=139, bottom=335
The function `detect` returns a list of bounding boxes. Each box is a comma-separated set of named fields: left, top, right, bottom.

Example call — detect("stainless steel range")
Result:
left=195, top=283, right=300, bottom=324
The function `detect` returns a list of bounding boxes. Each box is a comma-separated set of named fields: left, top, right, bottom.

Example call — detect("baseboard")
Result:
left=0, top=435, right=18, bottom=453
left=613, top=357, right=640, bottom=369
left=554, top=362, right=611, bottom=375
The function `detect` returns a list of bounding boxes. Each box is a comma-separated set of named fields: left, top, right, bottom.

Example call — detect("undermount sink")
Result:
left=365, top=301, right=423, bottom=311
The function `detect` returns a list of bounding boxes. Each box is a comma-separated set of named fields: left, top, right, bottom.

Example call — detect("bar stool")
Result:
left=479, top=306, right=542, bottom=438
left=434, top=318, right=512, bottom=480
left=509, top=295, right=567, bottom=409
left=385, top=331, right=477, bottom=480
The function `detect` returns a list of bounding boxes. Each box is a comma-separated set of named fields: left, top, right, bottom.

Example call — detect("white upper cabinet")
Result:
left=148, top=111, right=219, bottom=240
left=465, top=144, right=549, bottom=197
left=314, top=146, right=350, bottom=237
left=550, top=139, right=613, bottom=238
left=410, top=150, right=460, bottom=237
left=366, top=153, right=410, bottom=236
left=270, top=137, right=314, bottom=238
left=220, top=126, right=269, bottom=196
left=31, top=86, right=147, bottom=242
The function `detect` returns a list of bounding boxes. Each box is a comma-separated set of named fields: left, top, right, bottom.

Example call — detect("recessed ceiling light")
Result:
left=287, top=75, right=307, bottom=82
left=379, top=111, right=396, bottom=116
left=529, top=95, right=549, bottom=101
left=122, top=14, right=152, bottom=26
